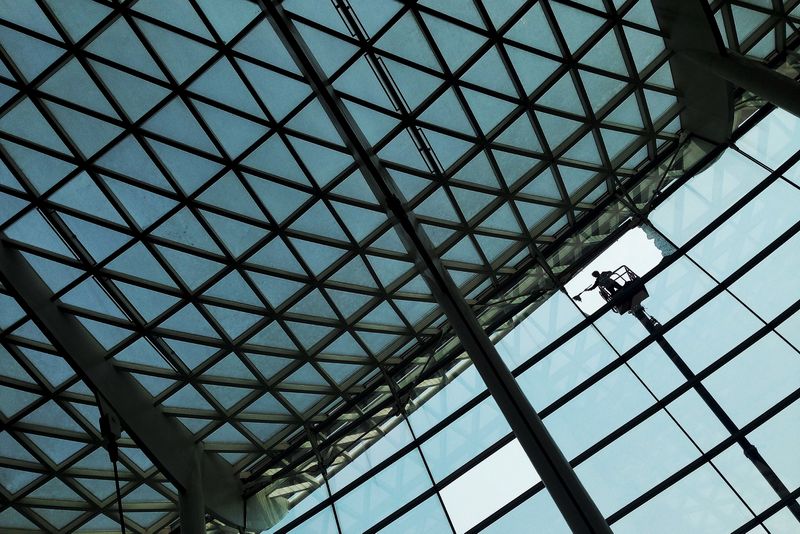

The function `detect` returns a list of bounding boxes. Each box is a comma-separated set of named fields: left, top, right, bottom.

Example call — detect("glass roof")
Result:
left=0, top=283, right=179, bottom=531
left=0, top=0, right=797, bottom=531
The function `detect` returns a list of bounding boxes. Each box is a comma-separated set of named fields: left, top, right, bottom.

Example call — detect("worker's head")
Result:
left=592, top=270, right=599, bottom=278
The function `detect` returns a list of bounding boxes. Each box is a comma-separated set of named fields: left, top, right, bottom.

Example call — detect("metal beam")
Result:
left=633, top=308, right=800, bottom=524
left=653, top=0, right=735, bottom=144
left=0, top=239, right=245, bottom=527
left=682, top=49, right=800, bottom=119
left=258, top=3, right=611, bottom=533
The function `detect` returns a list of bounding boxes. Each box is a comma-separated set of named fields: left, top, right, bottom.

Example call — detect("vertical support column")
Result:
left=681, top=50, right=800, bottom=119
left=258, top=3, right=611, bottom=532
left=179, top=446, right=206, bottom=533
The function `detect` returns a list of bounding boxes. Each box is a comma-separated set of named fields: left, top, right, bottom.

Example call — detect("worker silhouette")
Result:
left=588, top=270, right=623, bottom=294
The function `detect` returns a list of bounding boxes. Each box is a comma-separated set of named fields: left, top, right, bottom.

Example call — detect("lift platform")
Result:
left=596, top=265, right=649, bottom=314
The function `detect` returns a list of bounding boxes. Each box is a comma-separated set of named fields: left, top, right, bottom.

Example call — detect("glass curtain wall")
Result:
left=269, top=107, right=800, bottom=534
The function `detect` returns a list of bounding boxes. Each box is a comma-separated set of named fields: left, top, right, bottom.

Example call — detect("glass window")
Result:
left=650, top=149, right=768, bottom=246
left=480, top=489, right=570, bottom=534
left=703, top=333, right=800, bottom=428
left=440, top=440, right=540, bottom=533
left=421, top=397, right=510, bottom=482
left=334, top=450, right=432, bottom=533
left=736, top=109, right=800, bottom=175
left=515, top=326, right=616, bottom=411
left=665, top=290, right=763, bottom=373
left=576, top=411, right=699, bottom=516
left=688, top=180, right=800, bottom=281
left=612, top=464, right=753, bottom=534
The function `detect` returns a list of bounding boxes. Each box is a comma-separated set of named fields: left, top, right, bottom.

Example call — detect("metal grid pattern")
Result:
left=258, top=101, right=800, bottom=534
left=0, top=0, right=797, bottom=532
left=0, top=284, right=179, bottom=532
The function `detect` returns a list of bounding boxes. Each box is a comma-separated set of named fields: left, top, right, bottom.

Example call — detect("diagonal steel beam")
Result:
left=256, top=2, right=611, bottom=532
left=0, top=239, right=245, bottom=528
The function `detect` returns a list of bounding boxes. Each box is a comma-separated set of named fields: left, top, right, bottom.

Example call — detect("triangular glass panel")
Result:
left=551, top=3, right=606, bottom=53
left=559, top=165, right=598, bottom=199
left=0, top=140, right=74, bottom=193
left=194, top=100, right=269, bottom=158
left=442, top=236, right=483, bottom=264
left=580, top=71, right=628, bottom=114
left=91, top=60, right=171, bottom=122
left=414, top=188, right=460, bottom=222
left=243, top=136, right=309, bottom=185
left=290, top=201, right=347, bottom=241
left=419, top=89, right=473, bottom=134
left=289, top=238, right=347, bottom=275
left=624, top=27, right=666, bottom=74
left=86, top=18, right=164, bottom=79
left=378, top=13, right=440, bottom=71
left=144, top=97, right=218, bottom=155
left=157, top=245, right=225, bottom=290
left=152, top=208, right=221, bottom=253
left=103, top=176, right=177, bottom=229
left=198, top=172, right=263, bottom=220
left=366, top=255, right=414, bottom=287
left=61, top=214, right=130, bottom=261
left=330, top=256, right=377, bottom=288
left=462, top=46, right=516, bottom=96
left=453, top=152, right=499, bottom=188
left=383, top=58, right=443, bottom=110
left=147, top=138, right=224, bottom=194
left=295, top=22, right=358, bottom=77
left=495, top=114, right=542, bottom=153
left=204, top=384, right=254, bottom=411
left=285, top=321, right=333, bottom=350
left=40, top=58, right=116, bottom=116
left=451, top=187, right=495, bottom=221
left=138, top=21, right=216, bottom=84
left=203, top=210, right=270, bottom=258
left=492, top=149, right=538, bottom=187
left=238, top=59, right=310, bottom=120
left=461, top=88, right=517, bottom=134
left=290, top=137, right=354, bottom=188
left=45, top=0, right=112, bottom=41
left=244, top=174, right=310, bottom=224
left=235, top=21, right=299, bottom=73
left=246, top=238, right=306, bottom=276
left=158, top=304, right=217, bottom=338
left=326, top=288, right=372, bottom=319
left=115, top=281, right=179, bottom=322
left=331, top=201, right=387, bottom=242
left=479, top=203, right=522, bottom=233
left=134, top=0, right=212, bottom=39
left=423, top=14, right=487, bottom=71
left=196, top=0, right=260, bottom=42
left=46, top=102, right=124, bottom=157
left=0, top=99, right=70, bottom=154
left=515, top=200, right=557, bottom=231
left=562, top=133, right=602, bottom=165
left=0, top=26, right=64, bottom=81
left=505, top=3, right=560, bottom=54
left=290, top=290, right=337, bottom=319
left=246, top=321, right=297, bottom=351
left=50, top=172, right=123, bottom=224
left=190, top=57, right=262, bottom=117
left=520, top=167, right=562, bottom=200
left=287, top=99, right=342, bottom=145
left=536, top=112, right=583, bottom=149
left=97, top=136, right=172, bottom=190
left=205, top=271, right=262, bottom=307
left=580, top=30, right=627, bottom=75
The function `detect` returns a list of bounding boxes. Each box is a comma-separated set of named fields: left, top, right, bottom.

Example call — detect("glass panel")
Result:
left=334, top=450, right=432, bottom=533
left=688, top=180, right=800, bottom=280
left=612, top=464, right=753, bottom=534
left=440, top=439, right=540, bottom=534
left=649, top=149, right=768, bottom=246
